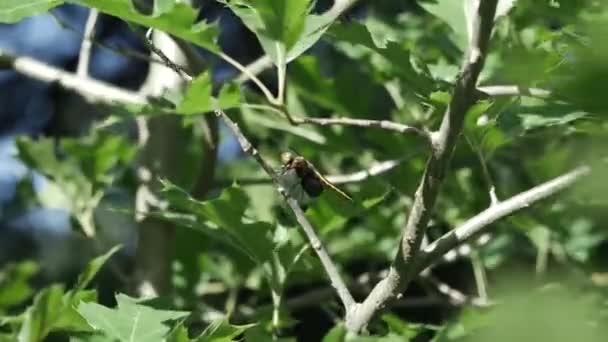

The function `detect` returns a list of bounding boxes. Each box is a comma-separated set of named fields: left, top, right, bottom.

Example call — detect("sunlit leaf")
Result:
left=197, top=318, right=255, bottom=341
left=0, top=0, right=63, bottom=23
left=73, top=246, right=122, bottom=292
left=175, top=73, right=241, bottom=114
left=72, top=0, right=219, bottom=52
left=225, top=0, right=312, bottom=65
left=78, top=294, right=189, bottom=342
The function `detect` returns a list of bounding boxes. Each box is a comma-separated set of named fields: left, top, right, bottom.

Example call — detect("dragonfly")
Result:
left=278, top=151, right=353, bottom=204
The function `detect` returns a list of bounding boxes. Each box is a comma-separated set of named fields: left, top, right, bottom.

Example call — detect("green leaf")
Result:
left=53, top=290, right=98, bottom=333
left=159, top=182, right=275, bottom=265
left=61, top=133, right=137, bottom=186
left=69, top=333, right=115, bottom=342
left=286, top=11, right=337, bottom=62
left=0, top=261, right=38, bottom=310
left=74, top=245, right=122, bottom=292
left=78, top=294, right=189, bottom=342
left=226, top=0, right=312, bottom=65
left=17, top=134, right=135, bottom=236
left=166, top=323, right=191, bottom=342
left=0, top=0, right=63, bottom=23
left=18, top=285, right=65, bottom=342
left=420, top=0, right=518, bottom=50
left=175, top=73, right=241, bottom=114
left=197, top=318, right=256, bottom=341
left=518, top=111, right=587, bottom=131
left=330, top=22, right=434, bottom=96
left=322, top=324, right=346, bottom=342
left=420, top=0, right=468, bottom=48
left=71, top=0, right=219, bottom=52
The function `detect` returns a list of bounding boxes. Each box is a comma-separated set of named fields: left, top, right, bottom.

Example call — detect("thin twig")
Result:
left=464, top=134, right=499, bottom=205
left=215, top=109, right=356, bottom=312
left=0, top=49, right=146, bottom=105
left=138, top=29, right=193, bottom=80
left=49, top=11, right=169, bottom=67
left=215, top=157, right=406, bottom=187
left=245, top=103, right=431, bottom=139
left=77, top=9, right=99, bottom=77
left=345, top=1, right=500, bottom=333
left=418, top=165, right=590, bottom=271
left=470, top=250, right=489, bottom=304
left=235, top=56, right=272, bottom=83
left=292, top=116, right=431, bottom=141
left=220, top=51, right=279, bottom=104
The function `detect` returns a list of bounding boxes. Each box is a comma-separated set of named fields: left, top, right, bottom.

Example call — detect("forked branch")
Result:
left=345, top=0, right=500, bottom=333
left=418, top=166, right=590, bottom=272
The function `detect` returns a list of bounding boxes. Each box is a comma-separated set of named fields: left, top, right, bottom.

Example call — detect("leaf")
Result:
left=0, top=0, right=63, bottom=23
left=330, top=22, right=434, bottom=96
left=420, top=0, right=468, bottom=48
left=78, top=294, right=189, bottom=342
left=159, top=182, right=275, bottom=265
left=17, top=134, right=135, bottom=236
left=166, top=323, right=191, bottom=342
left=53, top=290, right=97, bottom=333
left=0, top=261, right=38, bottom=309
left=74, top=245, right=122, bottom=292
left=18, top=285, right=64, bottom=342
left=322, top=324, right=346, bottom=342
left=421, top=0, right=518, bottom=49
left=197, top=318, right=255, bottom=341
left=226, top=0, right=312, bottom=66
left=72, top=0, right=219, bottom=52
left=61, top=133, right=136, bottom=186
left=175, top=73, right=241, bottom=114
left=286, top=11, right=341, bottom=62
left=518, top=111, right=587, bottom=130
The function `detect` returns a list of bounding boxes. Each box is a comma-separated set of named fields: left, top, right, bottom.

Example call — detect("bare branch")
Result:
left=478, top=85, right=551, bottom=98
left=326, top=159, right=403, bottom=184
left=246, top=103, right=430, bottom=140
left=76, top=9, right=99, bottom=77
left=418, top=166, right=590, bottom=271
left=215, top=109, right=356, bottom=311
left=215, top=157, right=406, bottom=187
left=0, top=49, right=146, bottom=105
left=345, top=0, right=500, bottom=333
left=235, top=56, right=272, bottom=84
left=293, top=116, right=431, bottom=141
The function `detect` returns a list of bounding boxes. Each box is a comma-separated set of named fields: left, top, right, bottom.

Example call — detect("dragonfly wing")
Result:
left=310, top=165, right=353, bottom=201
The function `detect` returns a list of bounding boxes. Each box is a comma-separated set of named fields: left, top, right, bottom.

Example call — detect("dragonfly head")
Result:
left=281, top=151, right=295, bottom=165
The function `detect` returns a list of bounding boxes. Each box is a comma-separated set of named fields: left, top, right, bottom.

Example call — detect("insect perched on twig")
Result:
left=279, top=151, right=353, bottom=204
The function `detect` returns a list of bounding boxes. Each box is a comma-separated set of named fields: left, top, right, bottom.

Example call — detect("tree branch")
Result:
left=0, top=49, right=146, bottom=105
left=215, top=157, right=407, bottom=187
left=215, top=109, right=356, bottom=312
left=292, top=116, right=430, bottom=141
left=76, top=9, right=99, bottom=77
left=345, top=0, right=499, bottom=333
left=417, top=166, right=590, bottom=271
left=478, top=85, right=551, bottom=98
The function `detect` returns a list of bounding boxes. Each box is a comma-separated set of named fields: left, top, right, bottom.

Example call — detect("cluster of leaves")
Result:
left=1, top=0, right=608, bottom=341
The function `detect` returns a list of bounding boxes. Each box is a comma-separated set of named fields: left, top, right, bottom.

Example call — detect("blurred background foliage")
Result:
left=0, top=0, right=607, bottom=341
